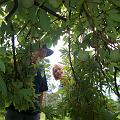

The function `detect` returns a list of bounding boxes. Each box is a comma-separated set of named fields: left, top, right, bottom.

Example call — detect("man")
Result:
left=5, top=45, right=54, bottom=120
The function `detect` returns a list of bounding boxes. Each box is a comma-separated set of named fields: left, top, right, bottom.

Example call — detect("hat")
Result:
left=42, top=44, right=54, bottom=57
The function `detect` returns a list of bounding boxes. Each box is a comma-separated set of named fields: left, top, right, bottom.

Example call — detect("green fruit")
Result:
left=110, top=49, right=120, bottom=62
left=21, top=0, right=34, bottom=8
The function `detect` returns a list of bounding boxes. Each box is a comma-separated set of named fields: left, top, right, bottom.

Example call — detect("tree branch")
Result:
left=67, top=0, right=78, bottom=82
left=34, top=1, right=67, bottom=22
left=68, top=28, right=78, bottom=82
left=114, top=67, right=120, bottom=99
left=11, top=34, right=18, bottom=81
left=8, top=21, right=18, bottom=81
left=95, top=56, right=115, bottom=94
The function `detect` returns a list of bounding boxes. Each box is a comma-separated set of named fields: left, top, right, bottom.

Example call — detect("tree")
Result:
left=0, top=0, right=120, bottom=119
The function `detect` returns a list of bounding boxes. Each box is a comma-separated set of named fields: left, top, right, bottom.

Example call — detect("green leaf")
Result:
left=5, top=1, right=14, bottom=12
left=0, top=8, right=4, bottom=16
left=31, top=42, right=40, bottom=51
left=0, top=22, right=6, bottom=34
left=100, top=49, right=109, bottom=60
left=88, top=0, right=101, bottom=2
left=110, top=49, right=120, bottom=62
left=106, top=16, right=117, bottom=27
left=19, top=88, right=33, bottom=100
left=43, top=36, right=53, bottom=47
left=38, top=10, right=50, bottom=31
left=113, top=112, right=120, bottom=119
left=0, top=76, right=7, bottom=97
left=109, top=0, right=120, bottom=7
left=109, top=13, right=120, bottom=22
left=108, top=9, right=120, bottom=22
left=0, top=97, right=5, bottom=109
left=21, top=0, right=34, bottom=8
left=28, top=6, right=38, bottom=24
left=111, top=27, right=118, bottom=38
left=36, top=0, right=45, bottom=6
left=108, top=65, right=113, bottom=73
left=0, top=47, right=6, bottom=56
left=78, top=51, right=90, bottom=62
left=14, top=81, right=23, bottom=89
left=106, top=26, right=118, bottom=39
left=48, top=0, right=62, bottom=8
left=0, top=59, right=5, bottom=73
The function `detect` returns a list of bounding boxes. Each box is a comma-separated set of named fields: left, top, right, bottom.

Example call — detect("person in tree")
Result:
left=5, top=45, right=54, bottom=120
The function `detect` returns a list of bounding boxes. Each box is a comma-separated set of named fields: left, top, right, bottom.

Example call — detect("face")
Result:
left=31, top=48, right=47, bottom=63
left=53, top=64, right=63, bottom=80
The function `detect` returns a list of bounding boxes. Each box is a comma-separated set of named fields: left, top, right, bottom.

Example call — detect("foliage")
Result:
left=0, top=0, right=120, bottom=119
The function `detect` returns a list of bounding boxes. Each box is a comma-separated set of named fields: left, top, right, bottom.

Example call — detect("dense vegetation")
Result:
left=0, top=0, right=120, bottom=120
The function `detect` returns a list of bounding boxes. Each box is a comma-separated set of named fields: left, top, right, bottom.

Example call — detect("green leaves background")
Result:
left=0, top=0, right=120, bottom=119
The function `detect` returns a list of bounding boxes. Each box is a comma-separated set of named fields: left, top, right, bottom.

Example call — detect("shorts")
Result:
left=5, top=109, right=40, bottom=120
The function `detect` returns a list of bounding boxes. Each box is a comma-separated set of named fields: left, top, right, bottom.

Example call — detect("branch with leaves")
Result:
left=34, top=1, right=67, bottom=22
left=5, top=0, right=18, bottom=21
left=67, top=0, right=78, bottom=82
left=68, top=28, right=78, bottom=82
left=5, top=0, right=19, bottom=81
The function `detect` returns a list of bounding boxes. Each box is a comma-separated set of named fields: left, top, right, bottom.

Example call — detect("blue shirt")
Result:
left=34, top=67, right=48, bottom=93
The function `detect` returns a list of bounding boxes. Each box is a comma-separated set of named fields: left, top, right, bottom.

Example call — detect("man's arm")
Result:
left=38, top=92, right=44, bottom=105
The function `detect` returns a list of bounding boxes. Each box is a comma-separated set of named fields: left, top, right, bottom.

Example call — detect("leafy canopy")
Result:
left=0, top=0, right=120, bottom=119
